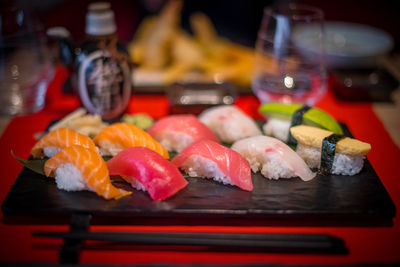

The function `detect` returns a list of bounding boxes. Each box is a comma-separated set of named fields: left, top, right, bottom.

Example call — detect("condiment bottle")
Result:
left=76, top=2, right=131, bottom=120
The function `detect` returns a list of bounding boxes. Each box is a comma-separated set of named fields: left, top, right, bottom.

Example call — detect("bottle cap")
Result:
left=88, top=2, right=111, bottom=11
left=85, top=2, right=116, bottom=36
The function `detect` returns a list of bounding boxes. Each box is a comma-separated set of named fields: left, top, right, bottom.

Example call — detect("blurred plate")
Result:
left=293, top=22, right=394, bottom=68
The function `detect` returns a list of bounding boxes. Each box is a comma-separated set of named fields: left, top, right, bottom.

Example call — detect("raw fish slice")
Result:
left=31, top=128, right=97, bottom=158
left=44, top=145, right=131, bottom=200
left=148, top=114, right=219, bottom=152
left=172, top=140, right=253, bottom=191
left=93, top=122, right=169, bottom=159
left=199, top=105, right=261, bottom=143
left=231, top=136, right=315, bottom=181
left=106, top=147, right=188, bottom=201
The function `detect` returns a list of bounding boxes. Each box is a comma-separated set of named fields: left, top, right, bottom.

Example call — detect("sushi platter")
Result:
left=2, top=121, right=395, bottom=226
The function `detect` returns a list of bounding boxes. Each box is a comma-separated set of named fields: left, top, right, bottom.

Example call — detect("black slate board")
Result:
left=1, top=125, right=396, bottom=226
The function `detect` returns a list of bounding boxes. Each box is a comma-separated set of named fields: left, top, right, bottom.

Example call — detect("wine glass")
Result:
left=252, top=4, right=326, bottom=105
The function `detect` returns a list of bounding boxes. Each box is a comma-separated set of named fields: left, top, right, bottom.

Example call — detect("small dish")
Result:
left=293, top=22, right=394, bottom=68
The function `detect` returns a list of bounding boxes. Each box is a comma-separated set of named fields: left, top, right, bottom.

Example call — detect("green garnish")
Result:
left=259, top=102, right=343, bottom=134
left=12, top=151, right=46, bottom=176
left=121, top=113, right=154, bottom=130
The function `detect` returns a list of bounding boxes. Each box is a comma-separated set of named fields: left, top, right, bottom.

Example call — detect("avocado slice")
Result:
left=259, top=103, right=343, bottom=134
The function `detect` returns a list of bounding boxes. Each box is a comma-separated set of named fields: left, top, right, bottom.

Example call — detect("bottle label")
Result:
left=78, top=50, right=130, bottom=120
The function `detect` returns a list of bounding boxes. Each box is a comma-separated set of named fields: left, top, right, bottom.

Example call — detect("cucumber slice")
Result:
left=259, top=103, right=343, bottom=134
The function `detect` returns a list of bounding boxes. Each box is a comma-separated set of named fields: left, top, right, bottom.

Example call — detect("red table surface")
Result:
left=0, top=66, right=399, bottom=265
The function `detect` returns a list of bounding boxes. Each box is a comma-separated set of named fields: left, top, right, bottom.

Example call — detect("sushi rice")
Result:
left=296, top=144, right=365, bottom=176
left=43, top=146, right=62, bottom=158
left=96, top=139, right=125, bottom=156
left=156, top=131, right=194, bottom=153
left=55, top=163, right=91, bottom=192
left=243, top=150, right=302, bottom=180
left=179, top=155, right=234, bottom=186
left=262, top=118, right=291, bottom=143
left=122, top=175, right=147, bottom=192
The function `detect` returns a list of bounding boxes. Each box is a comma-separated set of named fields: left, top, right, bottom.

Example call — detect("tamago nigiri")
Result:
left=172, top=140, right=253, bottom=191
left=44, top=145, right=131, bottom=200
left=290, top=125, right=371, bottom=176
left=93, top=122, right=169, bottom=159
left=31, top=128, right=97, bottom=158
left=147, top=114, right=219, bottom=152
left=107, top=147, right=188, bottom=201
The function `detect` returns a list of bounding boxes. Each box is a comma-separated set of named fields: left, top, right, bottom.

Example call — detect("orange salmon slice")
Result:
left=44, top=145, right=131, bottom=200
left=31, top=128, right=97, bottom=158
left=93, top=122, right=169, bottom=159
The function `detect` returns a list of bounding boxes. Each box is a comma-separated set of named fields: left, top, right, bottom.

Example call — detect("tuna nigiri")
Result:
left=231, top=136, right=315, bottom=181
left=199, top=105, right=261, bottom=143
left=147, top=114, right=219, bottom=153
left=93, top=122, right=169, bottom=159
left=31, top=128, right=97, bottom=158
left=172, top=140, right=253, bottom=191
left=44, top=145, right=131, bottom=200
left=107, top=147, right=188, bottom=201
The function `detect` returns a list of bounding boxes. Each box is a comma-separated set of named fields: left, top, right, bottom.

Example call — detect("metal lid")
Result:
left=85, top=2, right=116, bottom=36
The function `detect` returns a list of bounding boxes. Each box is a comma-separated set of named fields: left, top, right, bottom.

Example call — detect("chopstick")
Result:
left=33, top=231, right=347, bottom=254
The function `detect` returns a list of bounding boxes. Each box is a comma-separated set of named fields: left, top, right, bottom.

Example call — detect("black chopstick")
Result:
left=33, top=231, right=347, bottom=254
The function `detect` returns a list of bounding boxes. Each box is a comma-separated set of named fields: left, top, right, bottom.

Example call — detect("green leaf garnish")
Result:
left=11, top=151, right=47, bottom=176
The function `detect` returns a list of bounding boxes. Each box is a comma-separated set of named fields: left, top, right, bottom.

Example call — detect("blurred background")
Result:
left=1, top=0, right=400, bottom=104
left=1, top=0, right=399, bottom=49
left=0, top=0, right=399, bottom=148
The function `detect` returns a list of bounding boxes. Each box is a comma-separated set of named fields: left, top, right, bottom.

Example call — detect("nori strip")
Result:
left=320, top=134, right=345, bottom=175
left=287, top=105, right=312, bottom=147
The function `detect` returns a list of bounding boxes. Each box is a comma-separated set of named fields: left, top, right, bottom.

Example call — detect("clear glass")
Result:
left=252, top=4, right=326, bottom=105
left=0, top=8, right=54, bottom=115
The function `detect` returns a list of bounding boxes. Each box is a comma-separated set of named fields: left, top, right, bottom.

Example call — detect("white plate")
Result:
left=293, top=22, right=394, bottom=68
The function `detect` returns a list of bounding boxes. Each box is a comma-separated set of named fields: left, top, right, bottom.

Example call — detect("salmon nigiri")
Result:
left=93, top=122, right=169, bottom=159
left=31, top=128, right=97, bottom=158
left=147, top=114, right=219, bottom=153
left=44, top=145, right=131, bottom=200
left=107, top=147, right=188, bottom=201
left=172, top=140, right=253, bottom=191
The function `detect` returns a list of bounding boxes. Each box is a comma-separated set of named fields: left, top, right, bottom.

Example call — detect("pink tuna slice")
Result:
left=171, top=140, right=253, bottom=191
left=147, top=114, right=219, bottom=143
left=106, top=147, right=188, bottom=201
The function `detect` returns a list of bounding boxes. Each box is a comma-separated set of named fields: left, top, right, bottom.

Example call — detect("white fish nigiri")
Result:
left=231, top=136, right=315, bottom=181
left=199, top=105, right=261, bottom=143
